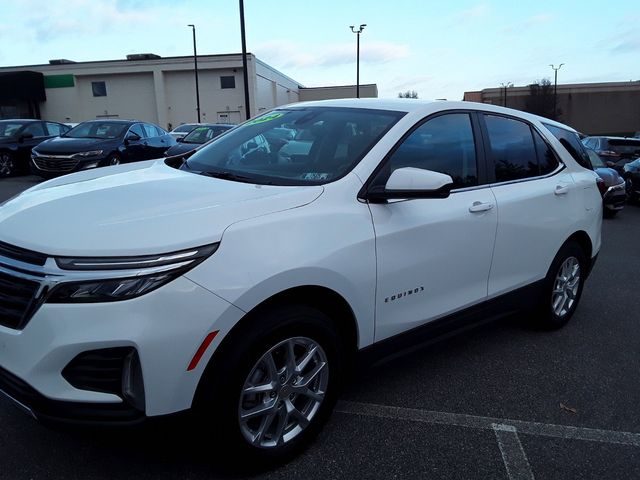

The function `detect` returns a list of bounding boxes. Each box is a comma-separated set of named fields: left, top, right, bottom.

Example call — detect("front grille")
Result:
left=33, top=156, right=79, bottom=172
left=0, top=271, right=40, bottom=330
left=0, top=241, right=47, bottom=266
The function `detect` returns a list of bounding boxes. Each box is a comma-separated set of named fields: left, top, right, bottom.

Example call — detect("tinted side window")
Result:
left=23, top=122, right=46, bottom=137
left=143, top=124, right=158, bottom=138
left=46, top=122, right=65, bottom=136
left=129, top=124, right=146, bottom=138
left=544, top=124, right=592, bottom=170
left=533, top=130, right=559, bottom=175
left=485, top=115, right=538, bottom=182
left=375, top=113, right=478, bottom=188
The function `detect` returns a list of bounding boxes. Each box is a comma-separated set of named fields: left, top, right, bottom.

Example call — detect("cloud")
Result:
left=609, top=30, right=640, bottom=54
left=255, top=40, right=410, bottom=69
left=457, top=4, right=489, bottom=21
left=501, top=13, right=554, bottom=34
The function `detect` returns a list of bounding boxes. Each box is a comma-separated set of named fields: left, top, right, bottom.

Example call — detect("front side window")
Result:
left=46, top=122, right=66, bottom=136
left=372, top=113, right=478, bottom=189
left=184, top=107, right=404, bottom=185
left=22, top=122, right=45, bottom=137
left=129, top=124, right=146, bottom=138
left=485, top=115, right=539, bottom=182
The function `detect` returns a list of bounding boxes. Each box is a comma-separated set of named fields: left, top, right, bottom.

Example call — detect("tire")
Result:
left=194, top=304, right=344, bottom=466
left=534, top=241, right=587, bottom=330
left=626, top=177, right=638, bottom=204
left=603, top=209, right=618, bottom=219
left=107, top=154, right=121, bottom=166
left=0, top=152, right=15, bottom=177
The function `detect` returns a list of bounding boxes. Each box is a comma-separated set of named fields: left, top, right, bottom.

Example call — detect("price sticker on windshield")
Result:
left=245, top=112, right=284, bottom=126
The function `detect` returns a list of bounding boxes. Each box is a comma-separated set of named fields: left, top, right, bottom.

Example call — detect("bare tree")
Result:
left=523, top=78, right=560, bottom=120
left=398, top=90, right=419, bottom=99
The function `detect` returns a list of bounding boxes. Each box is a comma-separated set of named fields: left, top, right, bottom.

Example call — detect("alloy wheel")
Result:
left=551, top=256, right=581, bottom=317
left=0, top=153, right=14, bottom=176
left=238, top=336, right=329, bottom=449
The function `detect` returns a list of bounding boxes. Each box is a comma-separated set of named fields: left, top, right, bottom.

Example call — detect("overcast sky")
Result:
left=1, top=0, right=638, bottom=100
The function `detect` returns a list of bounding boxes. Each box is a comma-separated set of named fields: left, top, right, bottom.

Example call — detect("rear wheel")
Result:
left=603, top=209, right=618, bottom=218
left=534, top=241, right=586, bottom=329
left=107, top=154, right=121, bottom=166
left=626, top=177, right=638, bottom=203
left=0, top=152, right=15, bottom=177
left=195, top=305, right=344, bottom=466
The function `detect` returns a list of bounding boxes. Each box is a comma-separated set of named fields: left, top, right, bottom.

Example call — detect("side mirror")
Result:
left=365, top=167, right=454, bottom=202
left=18, top=132, right=34, bottom=142
left=176, top=137, right=184, bottom=143
left=125, top=132, right=141, bottom=145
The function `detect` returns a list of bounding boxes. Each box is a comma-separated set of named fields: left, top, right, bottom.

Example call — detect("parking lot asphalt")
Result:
left=1, top=176, right=639, bottom=479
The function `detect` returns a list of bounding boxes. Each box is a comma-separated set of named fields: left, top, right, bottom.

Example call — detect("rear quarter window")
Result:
left=544, top=124, right=592, bottom=170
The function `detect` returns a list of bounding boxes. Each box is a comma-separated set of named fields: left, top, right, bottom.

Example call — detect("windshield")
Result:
left=0, top=121, right=27, bottom=138
left=183, top=126, right=230, bottom=144
left=173, top=124, right=197, bottom=133
left=183, top=107, right=404, bottom=185
left=586, top=149, right=605, bottom=168
left=65, top=122, right=129, bottom=139
left=608, top=139, right=640, bottom=155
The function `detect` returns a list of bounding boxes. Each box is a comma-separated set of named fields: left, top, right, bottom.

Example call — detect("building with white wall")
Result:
left=0, top=53, right=377, bottom=129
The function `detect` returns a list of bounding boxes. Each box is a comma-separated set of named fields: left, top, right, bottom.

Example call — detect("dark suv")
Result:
left=31, top=120, right=176, bottom=177
left=582, top=136, right=640, bottom=173
left=0, top=119, right=70, bottom=177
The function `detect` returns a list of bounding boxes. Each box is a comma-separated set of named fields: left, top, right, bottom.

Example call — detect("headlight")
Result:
left=47, top=243, right=218, bottom=303
left=73, top=150, right=104, bottom=158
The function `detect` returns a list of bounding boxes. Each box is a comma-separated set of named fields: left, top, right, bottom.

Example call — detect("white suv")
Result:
left=0, top=99, right=601, bottom=463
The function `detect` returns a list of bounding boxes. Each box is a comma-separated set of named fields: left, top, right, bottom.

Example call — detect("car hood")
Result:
left=34, top=136, right=116, bottom=154
left=165, top=142, right=201, bottom=156
left=594, top=167, right=624, bottom=187
left=0, top=160, right=323, bottom=256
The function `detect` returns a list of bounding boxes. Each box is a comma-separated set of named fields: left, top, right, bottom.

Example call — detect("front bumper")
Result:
left=0, top=275, right=245, bottom=422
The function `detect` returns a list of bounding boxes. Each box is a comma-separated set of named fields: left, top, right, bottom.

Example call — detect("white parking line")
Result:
left=493, top=423, right=535, bottom=480
left=336, top=401, right=640, bottom=447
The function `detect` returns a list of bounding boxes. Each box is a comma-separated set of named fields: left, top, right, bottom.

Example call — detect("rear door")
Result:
left=481, top=113, right=579, bottom=297
left=369, top=112, right=498, bottom=341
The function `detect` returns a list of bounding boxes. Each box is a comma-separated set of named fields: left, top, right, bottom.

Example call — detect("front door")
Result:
left=368, top=112, right=497, bottom=341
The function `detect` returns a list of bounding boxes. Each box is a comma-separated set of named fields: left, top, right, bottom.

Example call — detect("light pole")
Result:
left=500, top=82, right=513, bottom=107
left=350, top=24, right=366, bottom=98
left=187, top=24, right=201, bottom=122
left=550, top=63, right=564, bottom=119
left=239, top=0, right=251, bottom=120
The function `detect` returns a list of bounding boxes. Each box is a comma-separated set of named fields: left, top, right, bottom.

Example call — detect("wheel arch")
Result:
left=193, top=285, right=360, bottom=402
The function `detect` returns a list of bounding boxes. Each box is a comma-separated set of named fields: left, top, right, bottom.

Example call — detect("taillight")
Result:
left=596, top=177, right=607, bottom=197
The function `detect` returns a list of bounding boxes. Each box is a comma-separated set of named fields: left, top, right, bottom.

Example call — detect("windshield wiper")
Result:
left=200, top=170, right=255, bottom=183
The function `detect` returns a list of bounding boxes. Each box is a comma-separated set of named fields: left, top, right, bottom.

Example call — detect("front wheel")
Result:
left=535, top=241, right=586, bottom=329
left=195, top=305, right=344, bottom=465
left=0, top=152, right=15, bottom=177
left=107, top=154, right=121, bottom=166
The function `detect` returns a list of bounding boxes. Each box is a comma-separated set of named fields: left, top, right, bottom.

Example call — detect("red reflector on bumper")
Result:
left=187, top=331, right=219, bottom=371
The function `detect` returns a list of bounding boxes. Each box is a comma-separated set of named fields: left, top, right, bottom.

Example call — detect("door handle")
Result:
left=469, top=201, right=494, bottom=213
left=554, top=184, right=570, bottom=195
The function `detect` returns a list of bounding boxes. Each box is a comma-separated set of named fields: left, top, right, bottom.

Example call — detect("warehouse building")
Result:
left=464, top=81, right=640, bottom=136
left=0, top=53, right=378, bottom=130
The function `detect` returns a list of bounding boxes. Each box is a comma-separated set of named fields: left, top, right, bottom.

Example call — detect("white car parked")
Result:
left=0, top=99, right=601, bottom=463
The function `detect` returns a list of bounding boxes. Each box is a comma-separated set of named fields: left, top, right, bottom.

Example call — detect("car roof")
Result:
left=275, top=98, right=579, bottom=134
left=79, top=119, right=139, bottom=124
